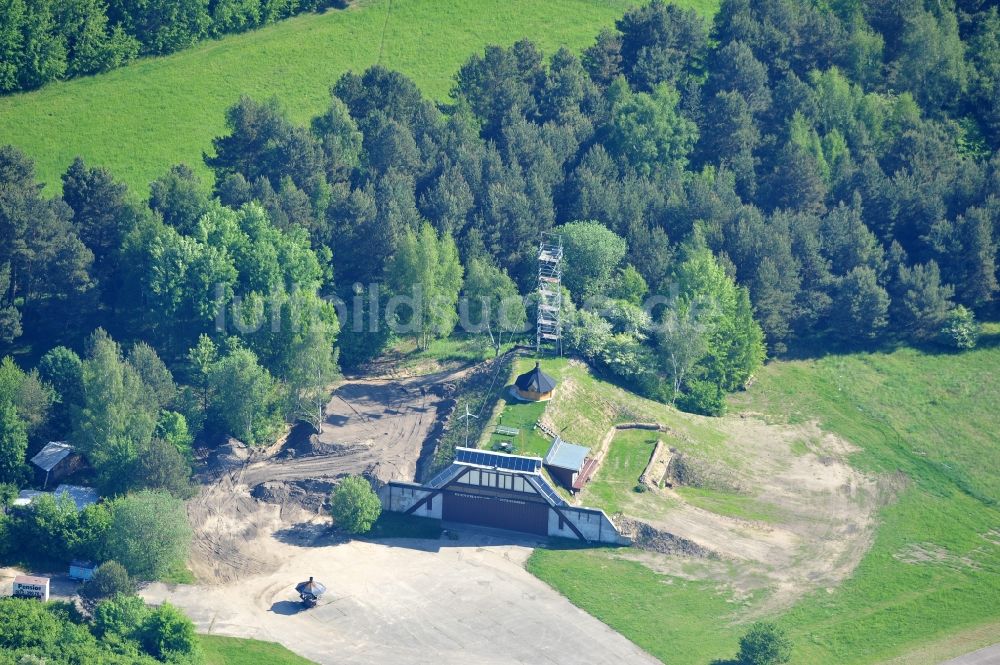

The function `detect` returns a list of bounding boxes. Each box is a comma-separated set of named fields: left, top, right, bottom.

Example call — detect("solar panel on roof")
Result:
left=525, top=475, right=566, bottom=506
left=454, top=447, right=542, bottom=473
left=426, top=464, right=463, bottom=488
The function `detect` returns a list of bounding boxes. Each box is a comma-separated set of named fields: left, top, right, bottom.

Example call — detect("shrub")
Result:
left=82, top=561, right=135, bottom=601
left=329, top=476, right=382, bottom=534
left=939, top=305, right=979, bottom=349
left=140, top=602, right=199, bottom=661
left=738, top=621, right=792, bottom=665
left=93, top=594, right=149, bottom=640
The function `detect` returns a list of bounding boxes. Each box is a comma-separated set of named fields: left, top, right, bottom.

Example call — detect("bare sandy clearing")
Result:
left=584, top=416, right=888, bottom=613
left=187, top=366, right=469, bottom=584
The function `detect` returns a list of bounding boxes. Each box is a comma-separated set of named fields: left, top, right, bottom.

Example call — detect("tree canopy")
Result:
left=329, top=475, right=381, bottom=534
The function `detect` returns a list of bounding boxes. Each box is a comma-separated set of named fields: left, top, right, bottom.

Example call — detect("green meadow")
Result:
left=0, top=0, right=716, bottom=195
left=530, top=330, right=1000, bottom=664
left=200, top=635, right=317, bottom=664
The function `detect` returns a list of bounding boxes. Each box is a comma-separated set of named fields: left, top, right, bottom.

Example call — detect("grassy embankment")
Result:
left=200, top=635, right=317, bottom=665
left=0, top=0, right=717, bottom=196
left=528, top=328, right=1000, bottom=664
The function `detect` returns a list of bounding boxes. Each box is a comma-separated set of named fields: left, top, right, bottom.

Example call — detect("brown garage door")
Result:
left=443, top=491, right=550, bottom=536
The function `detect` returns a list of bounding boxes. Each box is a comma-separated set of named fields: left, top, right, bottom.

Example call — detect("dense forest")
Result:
left=1, top=0, right=999, bottom=517
left=0, top=0, right=345, bottom=92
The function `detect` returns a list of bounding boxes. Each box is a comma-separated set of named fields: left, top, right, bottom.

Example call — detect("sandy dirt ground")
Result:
left=606, top=417, right=893, bottom=613
left=143, top=531, right=660, bottom=665
left=186, top=366, right=468, bottom=584
left=0, top=567, right=79, bottom=599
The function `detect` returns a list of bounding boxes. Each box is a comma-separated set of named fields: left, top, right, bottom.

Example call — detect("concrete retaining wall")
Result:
left=379, top=482, right=442, bottom=520
left=548, top=505, right=626, bottom=545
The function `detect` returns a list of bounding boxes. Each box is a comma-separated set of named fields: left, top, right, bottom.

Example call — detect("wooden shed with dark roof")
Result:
left=513, top=361, right=557, bottom=401
left=30, top=442, right=85, bottom=489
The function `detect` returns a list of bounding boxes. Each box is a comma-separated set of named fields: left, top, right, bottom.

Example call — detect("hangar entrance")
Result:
left=442, top=490, right=549, bottom=536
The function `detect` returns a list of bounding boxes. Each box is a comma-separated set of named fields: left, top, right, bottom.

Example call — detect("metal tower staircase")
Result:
left=536, top=233, right=563, bottom=354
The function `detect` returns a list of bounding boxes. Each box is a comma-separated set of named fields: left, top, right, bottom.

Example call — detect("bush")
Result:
left=140, top=602, right=199, bottom=661
left=677, top=378, right=726, bottom=416
left=93, top=594, right=149, bottom=640
left=939, top=305, right=979, bottom=349
left=0, top=595, right=192, bottom=664
left=738, top=621, right=792, bottom=665
left=6, top=494, right=110, bottom=567
left=329, top=476, right=382, bottom=534
left=82, top=561, right=135, bottom=601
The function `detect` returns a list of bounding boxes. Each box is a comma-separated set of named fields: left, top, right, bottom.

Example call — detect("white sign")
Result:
left=12, top=578, right=50, bottom=602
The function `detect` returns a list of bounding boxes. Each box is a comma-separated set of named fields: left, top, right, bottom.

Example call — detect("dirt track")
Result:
left=187, top=366, right=469, bottom=584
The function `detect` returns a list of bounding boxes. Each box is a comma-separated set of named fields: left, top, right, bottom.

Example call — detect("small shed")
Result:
left=69, top=561, right=96, bottom=582
left=514, top=361, right=557, bottom=401
left=30, top=442, right=84, bottom=489
left=543, top=437, right=594, bottom=492
left=12, top=575, right=50, bottom=601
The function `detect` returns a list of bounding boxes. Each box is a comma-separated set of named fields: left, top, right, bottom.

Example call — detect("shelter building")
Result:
left=514, top=361, right=557, bottom=401
left=30, top=442, right=85, bottom=489
left=69, top=561, right=96, bottom=582
left=13, top=490, right=46, bottom=507
left=380, top=447, right=625, bottom=544
left=53, top=485, right=99, bottom=511
left=543, top=437, right=597, bottom=492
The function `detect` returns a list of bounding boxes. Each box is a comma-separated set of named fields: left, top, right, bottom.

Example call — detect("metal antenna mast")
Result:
left=536, top=232, right=563, bottom=355
left=457, top=402, right=479, bottom=448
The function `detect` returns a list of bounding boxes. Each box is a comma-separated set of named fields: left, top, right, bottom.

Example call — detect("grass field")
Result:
left=527, top=550, right=743, bottom=665
left=583, top=428, right=658, bottom=514
left=491, top=390, right=550, bottom=457
left=528, top=333, right=1000, bottom=664
left=200, top=635, right=317, bottom=664
left=674, top=485, right=782, bottom=523
left=0, top=0, right=717, bottom=195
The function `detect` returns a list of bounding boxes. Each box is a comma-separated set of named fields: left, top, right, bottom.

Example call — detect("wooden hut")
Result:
left=514, top=362, right=557, bottom=401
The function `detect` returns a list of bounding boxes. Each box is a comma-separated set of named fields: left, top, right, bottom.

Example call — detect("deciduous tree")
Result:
left=105, top=489, right=191, bottom=579
left=329, top=475, right=381, bottom=534
left=560, top=220, right=627, bottom=302
left=461, top=257, right=526, bottom=355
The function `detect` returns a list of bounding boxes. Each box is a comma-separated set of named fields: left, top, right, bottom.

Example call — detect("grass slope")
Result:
left=0, top=0, right=716, bottom=195
left=584, top=428, right=658, bottom=514
left=200, top=635, right=317, bottom=664
left=527, top=550, right=742, bottom=665
left=529, top=333, right=1000, bottom=664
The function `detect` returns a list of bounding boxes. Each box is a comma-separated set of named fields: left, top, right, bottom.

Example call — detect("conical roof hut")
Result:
left=514, top=361, right=557, bottom=401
